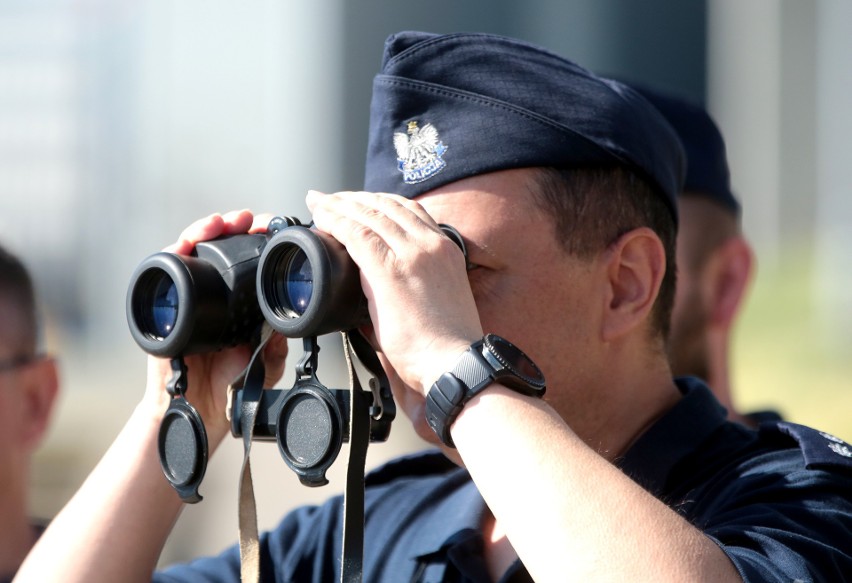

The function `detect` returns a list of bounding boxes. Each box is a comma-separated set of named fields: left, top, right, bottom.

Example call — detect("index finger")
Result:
left=163, top=210, right=255, bottom=255
left=249, top=213, right=278, bottom=234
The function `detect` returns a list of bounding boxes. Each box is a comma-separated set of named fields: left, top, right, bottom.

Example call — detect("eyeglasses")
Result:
left=0, top=354, right=40, bottom=374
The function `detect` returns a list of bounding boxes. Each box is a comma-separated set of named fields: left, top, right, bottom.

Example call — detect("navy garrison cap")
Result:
left=630, top=84, right=740, bottom=216
left=364, top=31, right=686, bottom=222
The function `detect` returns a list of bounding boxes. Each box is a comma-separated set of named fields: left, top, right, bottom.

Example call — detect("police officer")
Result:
left=18, top=32, right=852, bottom=582
left=632, top=85, right=784, bottom=428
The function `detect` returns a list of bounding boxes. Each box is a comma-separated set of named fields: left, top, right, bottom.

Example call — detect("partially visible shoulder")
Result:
left=365, top=449, right=460, bottom=488
left=758, top=421, right=852, bottom=475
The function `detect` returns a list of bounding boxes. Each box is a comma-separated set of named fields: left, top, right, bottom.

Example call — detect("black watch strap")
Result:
left=425, top=337, right=544, bottom=448
left=426, top=341, right=493, bottom=447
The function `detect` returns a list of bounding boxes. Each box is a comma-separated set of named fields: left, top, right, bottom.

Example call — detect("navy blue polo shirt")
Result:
left=156, top=378, right=852, bottom=582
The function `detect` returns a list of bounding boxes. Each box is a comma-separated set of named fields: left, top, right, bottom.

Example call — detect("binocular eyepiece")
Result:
left=127, top=231, right=271, bottom=357
left=256, top=225, right=370, bottom=339
left=127, top=216, right=466, bottom=356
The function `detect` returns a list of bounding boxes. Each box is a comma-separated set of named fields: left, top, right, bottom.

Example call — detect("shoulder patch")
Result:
left=761, top=421, right=852, bottom=472
left=365, top=450, right=459, bottom=487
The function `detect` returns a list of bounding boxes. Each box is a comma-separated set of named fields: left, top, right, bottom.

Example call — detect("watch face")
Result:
left=485, top=334, right=545, bottom=386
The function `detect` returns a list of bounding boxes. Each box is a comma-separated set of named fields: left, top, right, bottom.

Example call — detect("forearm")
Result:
left=15, top=401, right=186, bottom=583
left=452, top=386, right=741, bottom=583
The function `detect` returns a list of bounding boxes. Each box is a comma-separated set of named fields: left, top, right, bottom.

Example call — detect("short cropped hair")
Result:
left=0, top=244, right=38, bottom=354
left=531, top=166, right=677, bottom=341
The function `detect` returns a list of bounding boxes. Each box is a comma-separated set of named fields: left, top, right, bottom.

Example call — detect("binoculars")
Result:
left=127, top=215, right=465, bottom=354
left=126, top=216, right=370, bottom=356
left=126, top=216, right=465, bottom=500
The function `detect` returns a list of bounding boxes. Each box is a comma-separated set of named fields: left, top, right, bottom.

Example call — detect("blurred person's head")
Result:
left=0, top=244, right=59, bottom=577
left=632, top=86, right=755, bottom=425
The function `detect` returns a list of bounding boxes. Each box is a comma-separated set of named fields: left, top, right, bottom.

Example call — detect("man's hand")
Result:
left=306, top=190, right=482, bottom=398
left=142, top=209, right=288, bottom=445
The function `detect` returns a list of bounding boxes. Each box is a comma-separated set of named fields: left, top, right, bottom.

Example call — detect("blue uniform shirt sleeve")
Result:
left=620, top=381, right=852, bottom=583
left=697, top=449, right=852, bottom=582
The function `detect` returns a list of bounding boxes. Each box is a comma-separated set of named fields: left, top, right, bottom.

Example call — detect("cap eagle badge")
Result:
left=394, top=121, right=447, bottom=184
left=821, top=431, right=852, bottom=458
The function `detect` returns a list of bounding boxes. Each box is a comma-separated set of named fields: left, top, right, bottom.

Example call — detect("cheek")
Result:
left=670, top=278, right=706, bottom=339
left=0, top=392, right=24, bottom=447
left=475, top=270, right=599, bottom=372
left=671, top=270, right=697, bottom=324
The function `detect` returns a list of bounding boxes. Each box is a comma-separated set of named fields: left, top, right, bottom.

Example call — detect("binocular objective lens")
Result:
left=148, top=274, right=179, bottom=338
left=278, top=250, right=313, bottom=316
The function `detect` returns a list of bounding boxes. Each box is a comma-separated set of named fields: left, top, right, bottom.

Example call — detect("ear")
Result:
left=703, top=236, right=754, bottom=329
left=600, top=228, right=667, bottom=342
left=20, top=357, right=60, bottom=449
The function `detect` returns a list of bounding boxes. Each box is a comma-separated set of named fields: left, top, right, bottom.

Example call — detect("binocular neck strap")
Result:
left=235, top=328, right=375, bottom=583
left=236, top=323, right=274, bottom=583
left=340, top=331, right=373, bottom=583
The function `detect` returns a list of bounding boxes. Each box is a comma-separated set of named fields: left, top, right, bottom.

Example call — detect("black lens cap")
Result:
left=158, top=398, right=209, bottom=503
left=276, top=383, right=343, bottom=487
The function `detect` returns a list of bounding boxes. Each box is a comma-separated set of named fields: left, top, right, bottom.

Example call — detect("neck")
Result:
left=602, top=374, right=682, bottom=460
left=704, top=329, right=755, bottom=427
left=0, top=507, right=35, bottom=575
left=557, top=342, right=683, bottom=462
left=0, top=484, right=35, bottom=577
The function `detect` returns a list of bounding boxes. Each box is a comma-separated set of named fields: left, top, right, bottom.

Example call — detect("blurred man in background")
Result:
left=634, top=85, right=782, bottom=427
left=0, top=244, right=60, bottom=583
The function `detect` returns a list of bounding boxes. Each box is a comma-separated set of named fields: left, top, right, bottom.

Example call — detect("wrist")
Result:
left=425, top=334, right=546, bottom=448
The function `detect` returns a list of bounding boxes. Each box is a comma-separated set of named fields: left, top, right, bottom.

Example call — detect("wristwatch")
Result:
left=425, top=334, right=546, bottom=447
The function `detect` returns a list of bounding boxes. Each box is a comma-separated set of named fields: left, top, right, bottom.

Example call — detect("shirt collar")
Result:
left=615, top=377, right=729, bottom=497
